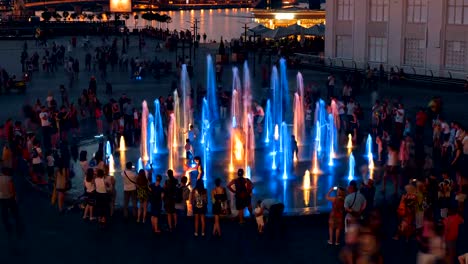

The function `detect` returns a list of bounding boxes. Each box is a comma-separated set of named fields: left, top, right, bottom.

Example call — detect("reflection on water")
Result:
left=37, top=8, right=254, bottom=41
left=133, top=8, right=253, bottom=41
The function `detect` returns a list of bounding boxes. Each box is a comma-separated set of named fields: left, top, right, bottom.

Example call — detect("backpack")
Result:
left=195, top=190, right=205, bottom=209
left=235, top=178, right=248, bottom=199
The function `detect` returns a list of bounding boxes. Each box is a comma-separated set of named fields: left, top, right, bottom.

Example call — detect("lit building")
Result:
left=325, top=0, right=468, bottom=78
left=253, top=7, right=325, bottom=29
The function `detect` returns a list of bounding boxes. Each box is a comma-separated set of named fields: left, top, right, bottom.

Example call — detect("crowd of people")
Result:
left=0, top=33, right=467, bottom=264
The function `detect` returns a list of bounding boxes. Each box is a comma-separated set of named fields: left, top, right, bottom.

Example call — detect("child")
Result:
left=254, top=200, right=264, bottom=234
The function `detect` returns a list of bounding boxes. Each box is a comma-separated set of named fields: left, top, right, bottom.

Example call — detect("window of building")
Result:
left=370, top=0, right=389, bottom=22
left=407, top=0, right=428, bottom=23
left=368, top=37, right=387, bottom=63
left=445, top=41, right=466, bottom=70
left=336, top=35, right=353, bottom=58
left=337, top=0, right=354, bottom=21
left=404, top=39, right=426, bottom=67
left=447, top=0, right=468, bottom=25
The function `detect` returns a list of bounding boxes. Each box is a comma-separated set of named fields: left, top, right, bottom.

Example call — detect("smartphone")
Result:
left=333, top=186, right=338, bottom=190
left=132, top=165, right=135, bottom=169
left=411, top=178, right=417, bottom=182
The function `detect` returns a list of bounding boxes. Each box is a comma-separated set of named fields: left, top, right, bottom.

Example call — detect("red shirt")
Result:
left=443, top=214, right=464, bottom=241
left=415, top=111, right=427, bottom=127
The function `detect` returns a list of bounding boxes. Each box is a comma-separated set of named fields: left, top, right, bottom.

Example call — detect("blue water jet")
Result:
left=105, top=141, right=112, bottom=160
left=366, top=134, right=373, bottom=159
left=279, top=58, right=290, bottom=123
left=348, top=152, right=355, bottom=181
left=153, top=99, right=165, bottom=154
left=264, top=99, right=273, bottom=144
left=327, top=113, right=336, bottom=166
left=206, top=55, right=219, bottom=121
left=148, top=114, right=155, bottom=164
left=281, top=122, right=292, bottom=179
left=201, top=98, right=210, bottom=181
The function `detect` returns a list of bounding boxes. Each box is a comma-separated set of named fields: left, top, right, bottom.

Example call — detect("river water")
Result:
left=37, top=8, right=255, bottom=41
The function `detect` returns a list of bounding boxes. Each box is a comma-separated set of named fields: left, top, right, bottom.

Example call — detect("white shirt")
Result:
left=344, top=191, right=367, bottom=212
left=39, top=112, right=50, bottom=127
left=395, top=109, right=405, bottom=123
left=47, top=155, right=54, bottom=167
left=121, top=169, right=137, bottom=191
left=338, top=101, right=345, bottom=115
left=440, top=122, right=450, bottom=134
left=32, top=147, right=42, bottom=165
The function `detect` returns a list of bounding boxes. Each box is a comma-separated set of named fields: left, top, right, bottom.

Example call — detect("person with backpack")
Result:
left=190, top=179, right=207, bottom=237
left=121, top=162, right=137, bottom=221
left=227, top=168, right=253, bottom=224
left=175, top=176, right=191, bottom=215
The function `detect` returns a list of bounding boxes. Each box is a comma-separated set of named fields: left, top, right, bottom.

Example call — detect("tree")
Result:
left=62, top=11, right=70, bottom=21
left=52, top=12, right=62, bottom=21
left=161, top=14, right=172, bottom=28
left=70, top=12, right=78, bottom=20
left=87, top=14, right=95, bottom=21
left=41, top=11, right=52, bottom=22
left=123, top=13, right=130, bottom=20
left=96, top=13, right=103, bottom=21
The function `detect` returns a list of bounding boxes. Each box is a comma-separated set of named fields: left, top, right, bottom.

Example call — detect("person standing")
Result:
left=344, top=180, right=366, bottom=232
left=327, top=73, right=335, bottom=99
left=150, top=175, right=163, bottom=234
left=94, top=169, right=110, bottom=227
left=54, top=160, right=68, bottom=213
left=191, top=179, right=207, bottom=237
left=211, top=178, right=227, bottom=237
left=39, top=106, right=51, bottom=150
left=121, top=162, right=137, bottom=221
left=164, top=169, right=178, bottom=231
left=227, top=169, right=253, bottom=224
left=136, top=169, right=150, bottom=223
left=0, top=167, right=22, bottom=239
left=326, top=187, right=346, bottom=245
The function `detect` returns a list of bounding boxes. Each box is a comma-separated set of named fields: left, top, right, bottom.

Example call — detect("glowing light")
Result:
left=303, top=170, right=311, bottom=190
left=347, top=134, right=353, bottom=149
left=312, top=150, right=320, bottom=174
left=348, top=152, right=355, bottom=181
left=274, top=13, right=295, bottom=20
left=119, top=136, right=126, bottom=151
left=141, top=101, right=149, bottom=161
left=274, top=124, right=279, bottom=140
left=108, top=155, right=115, bottom=173
left=246, top=166, right=251, bottom=179
left=110, top=0, right=131, bottom=12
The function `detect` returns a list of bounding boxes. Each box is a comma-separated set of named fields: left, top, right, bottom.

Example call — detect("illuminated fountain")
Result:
left=327, top=113, right=337, bottom=166
left=348, top=152, right=355, bottom=181
left=303, top=170, right=311, bottom=206
left=347, top=134, right=353, bottom=150
left=272, top=124, right=279, bottom=170
left=168, top=113, right=178, bottom=171
left=264, top=99, right=273, bottom=144
left=153, top=99, right=165, bottom=154
left=108, top=154, right=115, bottom=173
left=173, top=90, right=184, bottom=148
left=242, top=62, right=254, bottom=177
left=293, top=72, right=305, bottom=145
left=140, top=101, right=149, bottom=162
left=105, top=141, right=112, bottom=159
left=366, top=134, right=375, bottom=178
left=314, top=99, right=327, bottom=153
left=181, top=64, right=193, bottom=137
left=280, top=122, right=292, bottom=179
left=148, top=114, right=155, bottom=164
left=119, top=135, right=126, bottom=151
left=201, top=98, right=210, bottom=180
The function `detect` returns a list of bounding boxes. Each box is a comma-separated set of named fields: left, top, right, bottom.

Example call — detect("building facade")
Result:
left=325, top=0, right=468, bottom=79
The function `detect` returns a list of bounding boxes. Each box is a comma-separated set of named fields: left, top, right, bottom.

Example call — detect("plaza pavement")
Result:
left=0, top=36, right=465, bottom=263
